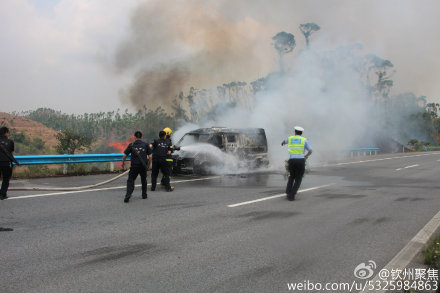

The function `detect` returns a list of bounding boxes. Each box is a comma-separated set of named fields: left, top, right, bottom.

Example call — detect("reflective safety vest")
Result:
left=288, top=136, right=306, bottom=155
left=166, top=142, right=174, bottom=162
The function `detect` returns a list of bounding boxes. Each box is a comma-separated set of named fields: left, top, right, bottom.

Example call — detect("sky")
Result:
left=1, top=0, right=440, bottom=114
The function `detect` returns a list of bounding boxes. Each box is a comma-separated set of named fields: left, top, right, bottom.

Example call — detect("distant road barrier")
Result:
left=15, top=154, right=128, bottom=165
left=15, top=154, right=128, bottom=174
left=424, top=146, right=440, bottom=151
left=348, top=148, right=380, bottom=157
left=15, top=149, right=384, bottom=166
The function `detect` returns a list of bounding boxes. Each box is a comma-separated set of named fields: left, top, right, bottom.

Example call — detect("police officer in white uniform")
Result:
left=281, top=126, right=312, bottom=201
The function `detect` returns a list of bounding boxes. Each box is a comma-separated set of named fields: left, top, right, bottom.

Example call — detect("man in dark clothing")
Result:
left=122, top=131, right=152, bottom=203
left=0, top=127, right=15, bottom=200
left=151, top=131, right=173, bottom=192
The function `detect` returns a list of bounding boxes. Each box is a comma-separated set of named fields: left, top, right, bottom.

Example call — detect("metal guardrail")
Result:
left=348, top=148, right=380, bottom=157
left=15, top=148, right=382, bottom=166
left=11, top=146, right=436, bottom=167
left=349, top=148, right=380, bottom=152
left=424, top=146, right=440, bottom=151
left=15, top=154, right=129, bottom=165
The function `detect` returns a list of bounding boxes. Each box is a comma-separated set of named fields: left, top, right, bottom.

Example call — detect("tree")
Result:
left=11, top=131, right=27, bottom=144
left=299, top=23, right=320, bottom=49
left=272, top=32, right=295, bottom=73
left=250, top=77, right=266, bottom=94
left=407, top=138, right=431, bottom=151
left=426, top=103, right=440, bottom=119
left=362, top=54, right=394, bottom=103
left=172, top=92, right=189, bottom=122
left=32, top=137, right=45, bottom=150
left=417, top=96, right=427, bottom=108
left=55, top=129, right=94, bottom=154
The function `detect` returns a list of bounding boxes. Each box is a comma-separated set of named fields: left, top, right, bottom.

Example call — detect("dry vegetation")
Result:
left=0, top=112, right=58, bottom=151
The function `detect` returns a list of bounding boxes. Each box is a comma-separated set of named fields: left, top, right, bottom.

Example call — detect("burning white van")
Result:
left=172, top=127, right=269, bottom=174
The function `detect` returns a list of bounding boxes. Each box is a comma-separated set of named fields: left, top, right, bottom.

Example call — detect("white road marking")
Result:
left=9, top=176, right=221, bottom=200
left=404, top=164, right=419, bottom=169
left=334, top=153, right=440, bottom=166
left=395, top=164, right=419, bottom=171
left=227, top=184, right=334, bottom=207
left=360, top=208, right=440, bottom=293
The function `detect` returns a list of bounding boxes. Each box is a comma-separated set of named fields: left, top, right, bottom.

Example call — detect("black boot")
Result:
left=287, top=193, right=296, bottom=201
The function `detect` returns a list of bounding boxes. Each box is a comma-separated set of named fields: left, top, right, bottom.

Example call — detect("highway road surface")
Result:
left=1, top=152, right=440, bottom=293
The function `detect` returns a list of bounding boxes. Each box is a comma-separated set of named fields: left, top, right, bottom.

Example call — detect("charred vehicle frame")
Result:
left=172, top=127, right=269, bottom=174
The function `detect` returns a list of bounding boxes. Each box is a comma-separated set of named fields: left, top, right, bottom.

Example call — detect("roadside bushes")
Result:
left=422, top=234, right=440, bottom=269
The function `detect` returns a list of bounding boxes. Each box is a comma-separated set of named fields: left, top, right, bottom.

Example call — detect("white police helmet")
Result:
left=294, top=126, right=304, bottom=132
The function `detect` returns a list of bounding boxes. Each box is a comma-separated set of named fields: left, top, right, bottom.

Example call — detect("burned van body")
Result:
left=172, top=127, right=269, bottom=174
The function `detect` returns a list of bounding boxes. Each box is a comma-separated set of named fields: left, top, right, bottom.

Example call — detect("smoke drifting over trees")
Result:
left=2, top=0, right=440, bottom=115
left=112, top=0, right=440, bottom=165
left=115, top=0, right=275, bottom=111
left=272, top=32, right=296, bottom=73
left=299, top=23, right=320, bottom=49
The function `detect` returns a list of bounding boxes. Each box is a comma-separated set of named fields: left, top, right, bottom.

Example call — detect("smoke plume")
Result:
left=115, top=0, right=275, bottom=111
left=114, top=0, right=438, bottom=170
left=172, top=45, right=373, bottom=168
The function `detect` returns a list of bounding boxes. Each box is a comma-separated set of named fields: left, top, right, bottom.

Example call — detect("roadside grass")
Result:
left=401, top=234, right=440, bottom=292
left=422, top=234, right=440, bottom=269
left=389, top=235, right=440, bottom=293
left=14, top=165, right=59, bottom=178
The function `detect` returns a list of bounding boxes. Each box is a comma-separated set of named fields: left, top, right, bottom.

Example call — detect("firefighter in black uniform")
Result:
left=0, top=127, right=15, bottom=200
left=122, top=131, right=152, bottom=203
left=160, top=127, right=180, bottom=188
left=151, top=130, right=173, bottom=192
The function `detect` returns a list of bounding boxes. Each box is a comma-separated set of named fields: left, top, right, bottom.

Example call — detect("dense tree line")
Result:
left=388, top=93, right=440, bottom=147
left=20, top=106, right=177, bottom=143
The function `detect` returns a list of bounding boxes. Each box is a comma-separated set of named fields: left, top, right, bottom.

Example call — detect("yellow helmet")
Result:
left=163, top=127, right=172, bottom=136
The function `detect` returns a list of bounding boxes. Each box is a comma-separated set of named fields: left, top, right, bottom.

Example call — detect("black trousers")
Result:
left=160, top=160, right=173, bottom=184
left=151, top=158, right=171, bottom=190
left=286, top=158, right=305, bottom=200
left=125, top=165, right=147, bottom=198
left=0, top=165, right=12, bottom=197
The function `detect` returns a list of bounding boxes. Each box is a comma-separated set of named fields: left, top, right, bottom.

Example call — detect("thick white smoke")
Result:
left=177, top=143, right=250, bottom=174
left=173, top=46, right=372, bottom=169
left=115, top=0, right=435, bottom=172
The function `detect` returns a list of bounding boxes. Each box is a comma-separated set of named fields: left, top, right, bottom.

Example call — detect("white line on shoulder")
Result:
left=9, top=176, right=221, bottom=200
left=228, top=183, right=334, bottom=207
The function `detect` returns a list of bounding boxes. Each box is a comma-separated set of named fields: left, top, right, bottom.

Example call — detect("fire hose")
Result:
left=9, top=169, right=130, bottom=191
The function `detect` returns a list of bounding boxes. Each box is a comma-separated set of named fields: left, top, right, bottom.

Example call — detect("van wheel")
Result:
left=197, top=162, right=212, bottom=175
left=254, top=159, right=262, bottom=168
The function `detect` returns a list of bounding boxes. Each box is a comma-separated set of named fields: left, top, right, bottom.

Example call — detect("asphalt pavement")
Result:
left=1, top=152, right=440, bottom=293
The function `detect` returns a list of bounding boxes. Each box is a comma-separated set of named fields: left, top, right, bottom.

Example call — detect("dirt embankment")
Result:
left=0, top=112, right=58, bottom=150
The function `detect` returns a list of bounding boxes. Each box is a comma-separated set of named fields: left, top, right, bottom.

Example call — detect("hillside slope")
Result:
left=0, top=112, right=58, bottom=150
